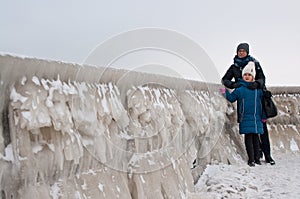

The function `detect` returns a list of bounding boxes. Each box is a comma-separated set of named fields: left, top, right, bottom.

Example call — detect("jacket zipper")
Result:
left=254, top=90, right=258, bottom=133
left=240, top=98, right=244, bottom=123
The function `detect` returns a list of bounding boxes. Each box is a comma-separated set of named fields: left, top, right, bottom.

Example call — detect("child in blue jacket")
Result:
left=222, top=62, right=266, bottom=167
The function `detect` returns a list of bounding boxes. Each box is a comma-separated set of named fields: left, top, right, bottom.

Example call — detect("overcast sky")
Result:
left=1, top=0, right=299, bottom=86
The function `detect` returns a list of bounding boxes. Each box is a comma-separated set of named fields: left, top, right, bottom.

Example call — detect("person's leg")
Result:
left=245, top=134, right=255, bottom=166
left=261, top=122, right=275, bottom=165
left=260, top=122, right=270, bottom=157
left=253, top=134, right=261, bottom=165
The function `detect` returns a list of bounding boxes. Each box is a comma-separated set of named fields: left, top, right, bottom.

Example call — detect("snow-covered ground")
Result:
left=195, top=151, right=300, bottom=198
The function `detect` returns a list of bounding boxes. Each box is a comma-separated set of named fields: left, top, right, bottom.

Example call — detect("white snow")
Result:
left=32, top=76, right=41, bottom=86
left=0, top=144, right=14, bottom=162
left=98, top=183, right=104, bottom=192
left=50, top=182, right=62, bottom=199
left=195, top=152, right=300, bottom=198
left=10, top=87, right=28, bottom=103
left=32, top=143, right=43, bottom=154
left=290, top=138, right=299, bottom=152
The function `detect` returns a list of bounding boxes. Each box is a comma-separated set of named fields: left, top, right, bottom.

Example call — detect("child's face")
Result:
left=243, top=73, right=254, bottom=82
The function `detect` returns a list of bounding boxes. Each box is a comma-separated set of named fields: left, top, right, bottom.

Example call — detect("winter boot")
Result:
left=248, top=161, right=255, bottom=167
left=266, top=157, right=275, bottom=165
left=254, top=159, right=262, bottom=165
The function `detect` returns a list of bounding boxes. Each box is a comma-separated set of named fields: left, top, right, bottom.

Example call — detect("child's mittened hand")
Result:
left=262, top=119, right=267, bottom=123
left=220, top=88, right=226, bottom=94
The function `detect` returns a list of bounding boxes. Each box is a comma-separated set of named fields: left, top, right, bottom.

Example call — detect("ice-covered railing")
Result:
left=1, top=54, right=300, bottom=198
left=3, top=74, right=201, bottom=198
left=9, top=75, right=130, bottom=165
left=181, top=89, right=248, bottom=181
left=264, top=92, right=300, bottom=153
left=0, top=55, right=232, bottom=198
left=127, top=86, right=185, bottom=171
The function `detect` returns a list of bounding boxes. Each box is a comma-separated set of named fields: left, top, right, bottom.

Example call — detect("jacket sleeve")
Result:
left=254, top=62, right=266, bottom=89
left=221, top=65, right=235, bottom=89
left=225, top=89, right=240, bottom=103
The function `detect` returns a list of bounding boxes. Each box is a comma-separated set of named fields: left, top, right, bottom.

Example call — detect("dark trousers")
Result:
left=260, top=122, right=272, bottom=160
left=245, top=133, right=260, bottom=162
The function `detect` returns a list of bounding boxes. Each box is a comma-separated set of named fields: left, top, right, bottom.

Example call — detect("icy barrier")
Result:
left=0, top=54, right=299, bottom=199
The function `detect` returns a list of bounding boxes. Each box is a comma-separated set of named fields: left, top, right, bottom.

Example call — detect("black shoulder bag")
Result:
left=262, top=89, right=278, bottom=118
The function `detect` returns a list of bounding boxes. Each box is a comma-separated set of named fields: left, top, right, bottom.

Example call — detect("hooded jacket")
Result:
left=225, top=79, right=265, bottom=134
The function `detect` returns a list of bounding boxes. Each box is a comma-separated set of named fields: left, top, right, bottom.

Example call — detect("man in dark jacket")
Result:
left=221, top=42, right=275, bottom=165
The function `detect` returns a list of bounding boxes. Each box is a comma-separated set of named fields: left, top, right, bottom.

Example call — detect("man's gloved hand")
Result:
left=231, top=82, right=241, bottom=88
left=263, top=90, right=272, bottom=98
left=247, top=81, right=260, bottom=90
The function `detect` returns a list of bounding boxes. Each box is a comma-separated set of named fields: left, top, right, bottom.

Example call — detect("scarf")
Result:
left=233, top=55, right=256, bottom=68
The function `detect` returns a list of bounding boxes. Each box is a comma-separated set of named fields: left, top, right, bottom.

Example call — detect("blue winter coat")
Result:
left=225, top=79, right=265, bottom=134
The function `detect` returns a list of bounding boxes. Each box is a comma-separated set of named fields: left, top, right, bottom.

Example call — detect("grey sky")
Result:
left=1, top=0, right=299, bottom=86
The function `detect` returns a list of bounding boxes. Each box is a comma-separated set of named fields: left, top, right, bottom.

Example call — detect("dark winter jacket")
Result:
left=225, top=79, right=265, bottom=134
left=222, top=55, right=266, bottom=89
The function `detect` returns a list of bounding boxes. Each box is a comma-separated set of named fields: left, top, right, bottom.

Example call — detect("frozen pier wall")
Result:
left=0, top=55, right=299, bottom=198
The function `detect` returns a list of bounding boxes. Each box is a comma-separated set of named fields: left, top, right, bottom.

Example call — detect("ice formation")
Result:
left=0, top=55, right=300, bottom=198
